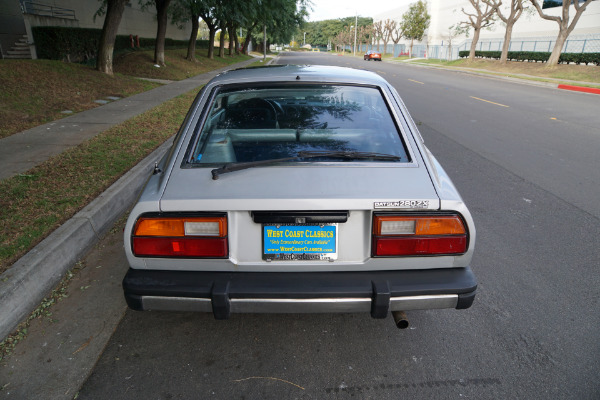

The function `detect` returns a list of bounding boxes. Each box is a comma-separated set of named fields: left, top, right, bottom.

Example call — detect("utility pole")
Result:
left=263, top=25, right=266, bottom=62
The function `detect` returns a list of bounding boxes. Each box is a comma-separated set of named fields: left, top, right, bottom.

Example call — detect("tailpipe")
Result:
left=392, top=311, right=409, bottom=329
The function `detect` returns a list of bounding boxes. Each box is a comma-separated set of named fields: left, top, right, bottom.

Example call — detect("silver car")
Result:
left=123, top=65, right=477, bottom=328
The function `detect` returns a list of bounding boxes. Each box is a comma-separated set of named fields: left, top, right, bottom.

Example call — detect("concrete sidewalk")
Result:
left=0, top=58, right=257, bottom=181
left=0, top=57, right=257, bottom=341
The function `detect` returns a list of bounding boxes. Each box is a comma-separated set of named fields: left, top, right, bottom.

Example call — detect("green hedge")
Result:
left=31, top=26, right=209, bottom=62
left=458, top=50, right=600, bottom=66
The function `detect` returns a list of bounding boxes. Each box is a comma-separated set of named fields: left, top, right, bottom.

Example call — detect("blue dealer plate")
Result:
left=263, top=224, right=338, bottom=261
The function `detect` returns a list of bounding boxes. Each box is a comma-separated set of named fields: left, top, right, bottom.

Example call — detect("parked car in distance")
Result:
left=122, top=65, right=477, bottom=329
left=364, top=50, right=382, bottom=61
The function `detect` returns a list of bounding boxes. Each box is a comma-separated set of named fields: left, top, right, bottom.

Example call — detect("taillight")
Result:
left=132, top=215, right=228, bottom=258
left=372, top=214, right=467, bottom=256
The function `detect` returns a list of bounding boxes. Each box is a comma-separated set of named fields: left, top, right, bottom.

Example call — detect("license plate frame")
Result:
left=262, top=223, right=338, bottom=261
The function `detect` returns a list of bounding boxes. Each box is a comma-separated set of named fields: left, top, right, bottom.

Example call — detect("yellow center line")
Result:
left=408, top=79, right=424, bottom=84
left=470, top=96, right=509, bottom=108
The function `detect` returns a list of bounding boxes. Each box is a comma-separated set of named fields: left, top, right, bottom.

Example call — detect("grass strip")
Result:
left=0, top=50, right=251, bottom=139
left=114, top=49, right=251, bottom=81
left=0, top=88, right=198, bottom=274
left=0, top=60, right=161, bottom=139
left=405, top=58, right=600, bottom=85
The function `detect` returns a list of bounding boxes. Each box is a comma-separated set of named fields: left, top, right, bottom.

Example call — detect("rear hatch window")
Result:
left=187, top=84, right=411, bottom=165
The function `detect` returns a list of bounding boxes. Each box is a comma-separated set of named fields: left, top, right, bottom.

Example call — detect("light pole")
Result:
left=303, top=32, right=306, bottom=46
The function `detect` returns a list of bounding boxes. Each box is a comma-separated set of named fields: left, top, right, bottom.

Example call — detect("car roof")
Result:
left=211, top=65, right=389, bottom=87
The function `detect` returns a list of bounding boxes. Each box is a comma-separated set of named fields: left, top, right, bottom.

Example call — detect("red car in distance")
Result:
left=364, top=50, right=382, bottom=61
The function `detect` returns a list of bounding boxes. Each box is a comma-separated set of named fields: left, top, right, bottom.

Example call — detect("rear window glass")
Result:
left=188, top=84, right=410, bottom=164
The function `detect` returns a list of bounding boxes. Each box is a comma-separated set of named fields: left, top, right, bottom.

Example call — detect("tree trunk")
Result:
left=241, top=22, right=257, bottom=55
left=96, top=0, right=128, bottom=75
left=547, top=24, right=570, bottom=67
left=242, top=34, right=252, bottom=55
left=219, top=23, right=226, bottom=58
left=227, top=24, right=235, bottom=56
left=468, top=27, right=481, bottom=62
left=234, top=31, right=240, bottom=55
left=186, top=15, right=199, bottom=62
left=154, top=0, right=172, bottom=66
left=499, top=21, right=515, bottom=64
left=263, top=24, right=266, bottom=61
left=207, top=27, right=216, bottom=59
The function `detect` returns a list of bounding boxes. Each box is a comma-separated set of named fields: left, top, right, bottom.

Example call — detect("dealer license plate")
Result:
left=263, top=224, right=338, bottom=261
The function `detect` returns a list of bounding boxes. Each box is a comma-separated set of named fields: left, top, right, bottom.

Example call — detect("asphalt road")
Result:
left=77, top=52, right=600, bottom=399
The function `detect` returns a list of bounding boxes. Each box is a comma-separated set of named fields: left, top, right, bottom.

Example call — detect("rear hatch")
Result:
left=156, top=164, right=442, bottom=271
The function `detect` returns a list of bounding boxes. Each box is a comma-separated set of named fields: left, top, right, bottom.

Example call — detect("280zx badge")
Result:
left=374, top=200, right=430, bottom=209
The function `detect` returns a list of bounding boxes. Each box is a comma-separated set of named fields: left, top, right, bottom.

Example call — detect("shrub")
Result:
left=459, top=49, right=600, bottom=65
left=31, top=27, right=209, bottom=63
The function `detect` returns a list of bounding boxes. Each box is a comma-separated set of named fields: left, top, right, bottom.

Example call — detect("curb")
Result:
left=558, top=84, right=600, bottom=95
left=0, top=139, right=173, bottom=340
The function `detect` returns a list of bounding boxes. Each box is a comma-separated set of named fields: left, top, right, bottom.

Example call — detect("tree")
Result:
left=359, top=24, right=374, bottom=51
left=444, top=25, right=462, bottom=61
left=197, top=0, right=220, bottom=59
left=140, top=0, right=173, bottom=66
left=139, top=0, right=174, bottom=66
left=400, top=0, right=431, bottom=58
left=485, top=0, right=524, bottom=64
left=391, top=22, right=404, bottom=46
left=381, top=19, right=396, bottom=55
left=169, top=0, right=203, bottom=62
left=334, top=25, right=353, bottom=53
left=530, top=0, right=594, bottom=67
left=242, top=0, right=308, bottom=54
left=95, top=0, right=128, bottom=75
left=456, top=0, right=499, bottom=62
left=372, top=21, right=384, bottom=52
left=299, top=17, right=372, bottom=48
left=218, top=20, right=226, bottom=57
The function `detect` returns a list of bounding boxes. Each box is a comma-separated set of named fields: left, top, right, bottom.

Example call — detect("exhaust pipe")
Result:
left=392, top=311, right=409, bottom=329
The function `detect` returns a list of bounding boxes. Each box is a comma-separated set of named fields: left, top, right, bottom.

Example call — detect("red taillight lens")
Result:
left=132, top=216, right=228, bottom=258
left=372, top=214, right=468, bottom=257
left=132, top=237, right=228, bottom=257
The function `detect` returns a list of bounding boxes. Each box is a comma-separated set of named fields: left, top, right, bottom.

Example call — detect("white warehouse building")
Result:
left=372, top=0, right=600, bottom=59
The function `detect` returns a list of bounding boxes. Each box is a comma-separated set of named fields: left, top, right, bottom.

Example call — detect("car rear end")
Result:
left=122, top=66, right=477, bottom=325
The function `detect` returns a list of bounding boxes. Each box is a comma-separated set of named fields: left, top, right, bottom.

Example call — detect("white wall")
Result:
left=374, top=0, right=600, bottom=47
left=34, top=0, right=191, bottom=41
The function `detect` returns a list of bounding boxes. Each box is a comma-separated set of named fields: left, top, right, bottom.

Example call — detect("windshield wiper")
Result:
left=211, top=151, right=400, bottom=180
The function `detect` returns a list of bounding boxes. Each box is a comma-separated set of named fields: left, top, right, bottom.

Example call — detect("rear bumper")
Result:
left=123, top=267, right=477, bottom=319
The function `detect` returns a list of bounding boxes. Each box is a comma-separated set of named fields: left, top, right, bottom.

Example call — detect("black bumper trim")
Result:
left=123, top=267, right=477, bottom=317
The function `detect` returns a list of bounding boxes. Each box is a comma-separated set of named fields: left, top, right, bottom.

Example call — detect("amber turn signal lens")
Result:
left=134, top=217, right=227, bottom=237
left=373, top=215, right=466, bottom=236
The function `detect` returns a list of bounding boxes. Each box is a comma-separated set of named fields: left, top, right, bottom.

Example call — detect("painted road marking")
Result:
left=408, top=79, right=424, bottom=84
left=470, top=96, right=509, bottom=108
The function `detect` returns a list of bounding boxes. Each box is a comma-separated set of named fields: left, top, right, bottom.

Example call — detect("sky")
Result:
left=306, top=0, right=409, bottom=22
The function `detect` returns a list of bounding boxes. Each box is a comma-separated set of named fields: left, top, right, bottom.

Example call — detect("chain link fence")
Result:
left=455, top=34, right=600, bottom=60
left=345, top=35, right=599, bottom=60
